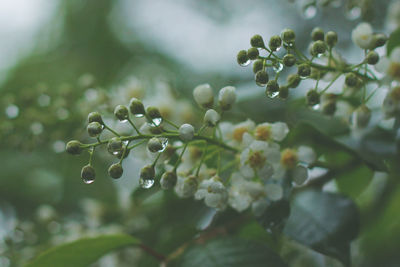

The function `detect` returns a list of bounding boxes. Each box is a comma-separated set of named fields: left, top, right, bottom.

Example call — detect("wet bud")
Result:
left=252, top=59, right=264, bottom=73
left=247, top=47, right=259, bottom=60
left=147, top=137, right=163, bottom=153
left=266, top=80, right=279, bottom=94
left=372, top=33, right=387, bottom=48
left=312, top=40, right=326, bottom=55
left=237, top=50, right=249, bottom=65
left=281, top=28, right=296, bottom=44
left=66, top=140, right=82, bottom=155
left=218, top=86, right=236, bottom=110
left=306, top=90, right=320, bottom=106
left=366, top=51, right=379, bottom=65
left=204, top=109, right=220, bottom=127
left=81, top=165, right=95, bottom=183
left=322, top=100, right=336, bottom=115
left=279, top=86, right=289, bottom=99
left=269, top=35, right=282, bottom=51
left=352, top=105, right=371, bottom=128
left=179, top=123, right=195, bottom=142
left=146, top=106, right=162, bottom=120
left=108, top=163, right=123, bottom=179
left=255, top=70, right=269, bottom=86
left=87, top=121, right=103, bottom=137
left=193, top=84, right=214, bottom=109
left=287, top=74, right=301, bottom=88
left=88, top=112, right=103, bottom=124
left=114, top=105, right=129, bottom=121
left=345, top=73, right=359, bottom=87
left=311, top=27, right=324, bottom=41
left=325, top=31, right=338, bottom=47
left=283, top=54, right=296, bottom=67
left=140, top=165, right=155, bottom=180
left=297, top=64, right=311, bottom=77
left=107, top=137, right=123, bottom=154
left=250, top=34, right=265, bottom=48
left=129, top=98, right=145, bottom=116
left=160, top=171, right=177, bottom=190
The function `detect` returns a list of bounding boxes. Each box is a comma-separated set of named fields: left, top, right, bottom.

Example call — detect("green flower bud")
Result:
left=88, top=112, right=103, bottom=124
left=146, top=106, right=162, bottom=120
left=81, top=165, right=95, bottom=184
left=325, top=31, right=338, bottom=47
left=129, top=98, right=145, bottom=117
left=140, top=165, right=155, bottom=180
left=247, top=47, right=259, bottom=60
left=312, top=40, right=326, bottom=55
left=269, top=35, right=282, bottom=51
left=107, top=137, right=123, bottom=154
left=283, top=54, right=296, bottom=67
left=147, top=137, right=163, bottom=153
left=345, top=73, right=359, bottom=87
left=252, top=60, right=264, bottom=73
left=108, top=163, right=123, bottom=179
left=160, top=171, right=177, bottom=190
left=250, top=34, right=265, bottom=48
left=297, top=63, right=311, bottom=77
left=306, top=90, right=320, bottom=106
left=279, top=86, right=289, bottom=99
left=322, top=100, right=336, bottom=115
left=114, top=105, right=129, bottom=121
left=255, top=70, right=269, bottom=86
left=237, top=50, right=249, bottom=66
left=372, top=33, right=387, bottom=48
left=66, top=140, right=82, bottom=155
left=366, top=51, right=379, bottom=65
left=287, top=74, right=301, bottom=88
left=266, top=80, right=280, bottom=93
left=311, top=27, right=324, bottom=41
left=87, top=121, right=103, bottom=137
left=281, top=28, right=296, bottom=44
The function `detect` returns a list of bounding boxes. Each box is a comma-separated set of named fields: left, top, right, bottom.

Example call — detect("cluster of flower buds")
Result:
left=66, top=83, right=317, bottom=214
left=238, top=23, right=388, bottom=130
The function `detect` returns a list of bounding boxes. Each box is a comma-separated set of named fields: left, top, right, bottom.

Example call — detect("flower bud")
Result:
left=160, top=171, right=177, bottom=189
left=266, top=80, right=279, bottom=94
left=88, top=112, right=103, bottom=124
left=287, top=74, right=301, bottom=88
left=114, top=105, right=129, bottom=121
left=247, top=47, right=259, bottom=60
left=281, top=28, right=296, bottom=44
left=250, top=34, right=265, bottom=48
left=140, top=165, right=155, bottom=180
left=269, top=35, right=282, bottom=51
left=311, top=40, right=326, bottom=55
left=181, top=175, right=199, bottom=198
left=81, top=165, right=95, bottom=183
left=147, top=137, right=163, bottom=153
left=179, top=123, right=195, bottom=142
left=66, top=140, right=82, bottom=155
left=255, top=70, right=269, bottom=86
left=204, top=109, right=220, bottom=127
left=311, top=27, right=324, bottom=41
left=87, top=122, right=103, bottom=137
left=365, top=51, right=379, bottom=65
left=107, top=137, right=123, bottom=154
left=108, top=163, right=123, bottom=179
left=252, top=60, right=264, bottom=73
left=237, top=50, right=249, bottom=66
left=283, top=54, right=296, bottom=67
left=306, top=90, right=320, bottom=106
left=345, top=73, right=359, bottom=87
left=325, top=31, right=338, bottom=47
left=146, top=106, right=162, bottom=120
left=218, top=86, right=236, bottom=110
left=371, top=33, right=387, bottom=48
left=297, top=63, right=311, bottom=77
left=352, top=105, right=371, bottom=128
left=129, top=98, right=145, bottom=116
left=193, top=84, right=214, bottom=109
left=322, top=100, right=336, bottom=115
left=279, top=86, right=289, bottom=99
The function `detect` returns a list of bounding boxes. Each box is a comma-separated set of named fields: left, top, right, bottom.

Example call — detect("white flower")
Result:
left=175, top=175, right=198, bottom=198
left=254, top=122, right=289, bottom=142
left=265, top=183, right=283, bottom=201
left=351, top=22, right=373, bottom=49
left=382, top=86, right=400, bottom=118
left=375, top=47, right=400, bottom=81
left=179, top=123, right=195, bottom=142
left=218, top=86, right=236, bottom=110
left=193, top=84, right=214, bottom=108
left=231, top=119, right=256, bottom=143
left=204, top=109, right=220, bottom=126
left=228, top=173, right=265, bottom=212
left=195, top=176, right=228, bottom=210
left=351, top=105, right=372, bottom=129
left=297, top=146, right=316, bottom=165
left=292, top=165, right=308, bottom=185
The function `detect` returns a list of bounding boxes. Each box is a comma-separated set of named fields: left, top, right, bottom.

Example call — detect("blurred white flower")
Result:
left=351, top=22, right=373, bottom=49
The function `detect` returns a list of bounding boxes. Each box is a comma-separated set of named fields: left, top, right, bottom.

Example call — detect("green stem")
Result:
left=173, top=143, right=188, bottom=172
left=127, top=118, right=141, bottom=135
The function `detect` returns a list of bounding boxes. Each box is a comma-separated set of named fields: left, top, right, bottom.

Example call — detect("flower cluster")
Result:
left=66, top=84, right=316, bottom=214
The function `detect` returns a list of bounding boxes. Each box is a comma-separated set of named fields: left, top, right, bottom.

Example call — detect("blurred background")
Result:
left=0, top=0, right=398, bottom=266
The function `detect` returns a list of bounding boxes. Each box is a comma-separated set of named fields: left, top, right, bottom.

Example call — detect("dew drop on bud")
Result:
left=82, top=176, right=95, bottom=184
left=139, top=178, right=155, bottom=189
left=273, top=62, right=283, bottom=73
left=152, top=117, right=163, bottom=126
left=266, top=91, right=279, bottom=98
left=239, top=59, right=251, bottom=67
left=160, top=138, right=169, bottom=152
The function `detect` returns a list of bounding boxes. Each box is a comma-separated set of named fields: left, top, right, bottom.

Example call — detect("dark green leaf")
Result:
left=336, top=165, right=373, bottom=199
left=387, top=27, right=400, bottom=56
left=26, top=234, right=139, bottom=267
left=284, top=190, right=359, bottom=266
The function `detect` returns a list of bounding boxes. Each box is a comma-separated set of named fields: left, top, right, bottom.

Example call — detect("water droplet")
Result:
left=160, top=138, right=169, bottom=152
left=256, top=80, right=267, bottom=87
left=5, top=104, right=19, bottom=119
left=267, top=91, right=279, bottom=98
left=120, top=119, right=128, bottom=123
left=37, top=94, right=51, bottom=107
left=122, top=140, right=129, bottom=145
left=312, top=104, right=320, bottom=110
left=82, top=176, right=95, bottom=184
left=52, top=140, right=65, bottom=153
left=134, top=113, right=145, bottom=118
left=139, top=178, right=154, bottom=189
left=302, top=4, right=317, bottom=19
left=56, top=108, right=69, bottom=120
left=152, top=117, right=163, bottom=126
left=273, top=62, right=283, bottom=73
left=346, top=6, right=361, bottom=20
left=112, top=151, right=119, bottom=155
left=239, top=59, right=251, bottom=67
left=30, top=122, right=43, bottom=135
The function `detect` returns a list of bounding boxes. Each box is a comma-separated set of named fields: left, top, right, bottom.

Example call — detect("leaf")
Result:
left=284, top=190, right=359, bottom=266
left=335, top=165, right=373, bottom=200
left=26, top=234, right=140, bottom=267
left=175, top=237, right=288, bottom=267
left=387, top=27, right=400, bottom=56
left=256, top=200, right=291, bottom=232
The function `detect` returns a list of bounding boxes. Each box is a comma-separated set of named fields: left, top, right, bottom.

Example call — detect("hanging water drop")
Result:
left=139, top=178, right=155, bottom=189
left=82, top=176, right=95, bottom=184
left=134, top=113, right=145, bottom=118
left=267, top=91, right=279, bottom=98
left=152, top=117, right=163, bottom=126
left=312, top=104, right=320, bottom=110
left=302, top=4, right=317, bottom=19
left=239, top=59, right=251, bottom=67
left=160, top=138, right=169, bottom=152
left=273, top=62, right=283, bottom=73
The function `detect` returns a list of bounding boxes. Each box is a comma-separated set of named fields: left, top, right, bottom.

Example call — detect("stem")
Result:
left=196, top=142, right=208, bottom=176
left=164, top=118, right=179, bottom=129
left=127, top=118, right=141, bottom=135
left=174, top=143, right=188, bottom=172
left=320, top=73, right=341, bottom=94
left=139, top=244, right=166, bottom=262
left=104, top=124, right=120, bottom=136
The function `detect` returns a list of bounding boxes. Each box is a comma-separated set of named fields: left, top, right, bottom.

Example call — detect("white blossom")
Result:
left=351, top=22, right=373, bottom=49
left=204, top=109, right=220, bottom=126
left=179, top=123, right=195, bottom=141
left=218, top=86, right=236, bottom=110
left=228, top=173, right=265, bottom=212
left=195, top=176, right=228, bottom=210
left=193, top=84, right=214, bottom=108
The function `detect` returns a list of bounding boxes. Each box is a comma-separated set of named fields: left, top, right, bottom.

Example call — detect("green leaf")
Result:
left=336, top=165, right=373, bottom=200
left=284, top=190, right=359, bottom=266
left=26, top=234, right=140, bottom=267
left=175, top=237, right=288, bottom=267
left=387, top=27, right=400, bottom=56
